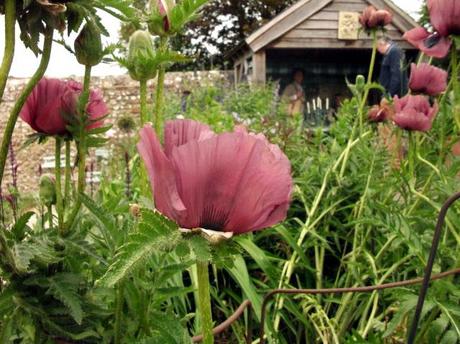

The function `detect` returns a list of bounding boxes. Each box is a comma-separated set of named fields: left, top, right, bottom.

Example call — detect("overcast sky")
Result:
left=0, top=0, right=423, bottom=78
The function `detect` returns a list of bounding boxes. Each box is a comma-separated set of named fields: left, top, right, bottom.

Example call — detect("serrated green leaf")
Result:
left=11, top=211, right=34, bottom=240
left=440, top=330, right=458, bottom=344
left=46, top=274, right=84, bottom=325
left=97, top=209, right=179, bottom=287
left=188, top=235, right=211, bottom=261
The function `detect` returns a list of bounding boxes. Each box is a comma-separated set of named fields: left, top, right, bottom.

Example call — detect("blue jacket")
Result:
left=379, top=43, right=408, bottom=97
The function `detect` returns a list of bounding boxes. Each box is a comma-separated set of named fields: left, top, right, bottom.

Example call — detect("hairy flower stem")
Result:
left=359, top=30, right=378, bottom=133
left=114, top=282, right=124, bottom=344
left=196, top=260, right=213, bottom=344
left=55, top=138, right=64, bottom=232
left=408, top=131, right=416, bottom=186
left=65, top=65, right=92, bottom=231
left=452, top=41, right=460, bottom=131
left=64, top=140, right=71, bottom=207
left=154, top=37, right=168, bottom=136
left=0, top=27, right=53, bottom=201
left=140, top=79, right=148, bottom=124
left=0, top=0, right=16, bottom=104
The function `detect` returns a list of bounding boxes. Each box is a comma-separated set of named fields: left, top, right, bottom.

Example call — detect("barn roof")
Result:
left=245, top=0, right=418, bottom=52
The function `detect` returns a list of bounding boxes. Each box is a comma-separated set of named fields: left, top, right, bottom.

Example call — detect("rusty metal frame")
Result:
left=192, top=192, right=460, bottom=343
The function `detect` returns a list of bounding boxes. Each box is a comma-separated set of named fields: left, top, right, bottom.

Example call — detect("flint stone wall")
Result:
left=0, top=71, right=232, bottom=195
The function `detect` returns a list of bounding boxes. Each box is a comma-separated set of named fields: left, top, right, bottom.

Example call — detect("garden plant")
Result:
left=0, top=0, right=459, bottom=343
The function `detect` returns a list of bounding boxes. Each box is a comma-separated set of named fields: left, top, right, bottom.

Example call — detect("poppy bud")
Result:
left=127, top=30, right=157, bottom=81
left=355, top=75, right=366, bottom=92
left=74, top=22, right=103, bottom=67
left=129, top=203, right=141, bottom=218
left=39, top=174, right=56, bottom=207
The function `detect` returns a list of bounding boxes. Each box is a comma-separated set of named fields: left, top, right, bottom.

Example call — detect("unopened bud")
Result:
left=355, top=75, right=366, bottom=90
left=39, top=174, right=56, bottom=206
left=127, top=30, right=157, bottom=81
left=129, top=203, right=141, bottom=217
left=74, top=22, right=103, bottom=67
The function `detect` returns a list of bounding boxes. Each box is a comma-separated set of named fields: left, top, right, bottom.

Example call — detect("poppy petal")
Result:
left=137, top=124, right=187, bottom=221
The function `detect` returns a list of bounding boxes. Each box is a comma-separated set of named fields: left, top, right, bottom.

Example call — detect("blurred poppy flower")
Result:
left=20, top=78, right=109, bottom=136
left=393, top=95, right=438, bottom=132
left=403, top=0, right=459, bottom=59
left=359, top=6, right=392, bottom=31
left=62, top=80, right=109, bottom=130
left=403, top=27, right=452, bottom=59
left=137, top=120, right=293, bottom=236
left=36, top=0, right=66, bottom=15
left=428, top=0, right=460, bottom=37
left=368, top=98, right=394, bottom=123
left=409, top=63, right=448, bottom=96
left=156, top=0, right=176, bottom=32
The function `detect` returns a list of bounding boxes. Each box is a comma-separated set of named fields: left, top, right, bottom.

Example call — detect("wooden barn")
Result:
left=228, top=0, right=419, bottom=101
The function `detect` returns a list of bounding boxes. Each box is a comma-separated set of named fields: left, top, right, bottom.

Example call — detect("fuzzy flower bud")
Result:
left=127, top=30, right=157, bottom=81
left=39, top=174, right=56, bottom=207
left=74, top=22, right=104, bottom=67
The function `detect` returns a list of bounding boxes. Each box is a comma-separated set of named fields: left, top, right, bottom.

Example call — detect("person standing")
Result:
left=377, top=36, right=408, bottom=97
left=282, top=68, right=305, bottom=116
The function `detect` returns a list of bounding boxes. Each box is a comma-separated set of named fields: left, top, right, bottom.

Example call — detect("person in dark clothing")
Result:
left=377, top=36, right=408, bottom=97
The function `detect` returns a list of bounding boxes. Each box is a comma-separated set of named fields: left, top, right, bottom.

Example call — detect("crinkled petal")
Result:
left=87, top=89, right=109, bottom=129
left=20, top=78, right=68, bottom=135
left=409, top=63, right=448, bottom=96
left=428, top=0, right=460, bottom=36
left=170, top=129, right=292, bottom=234
left=137, top=124, right=186, bottom=221
left=164, top=119, right=215, bottom=158
left=403, top=27, right=452, bottom=59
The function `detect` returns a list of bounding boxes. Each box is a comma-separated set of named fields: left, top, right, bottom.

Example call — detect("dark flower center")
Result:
left=200, top=205, right=229, bottom=231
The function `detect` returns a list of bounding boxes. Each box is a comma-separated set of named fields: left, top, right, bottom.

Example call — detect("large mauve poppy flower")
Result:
left=20, top=78, right=109, bottom=136
left=409, top=63, right=448, bottom=96
left=428, top=0, right=460, bottom=37
left=359, top=6, right=392, bottom=31
left=137, top=120, right=293, bottom=236
left=403, top=27, right=452, bottom=59
left=393, top=95, right=439, bottom=132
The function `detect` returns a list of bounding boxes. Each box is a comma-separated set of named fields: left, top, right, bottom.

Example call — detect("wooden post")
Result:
left=252, top=50, right=266, bottom=84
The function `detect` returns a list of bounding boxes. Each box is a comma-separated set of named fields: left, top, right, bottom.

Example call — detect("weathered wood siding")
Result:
left=270, top=0, right=414, bottom=50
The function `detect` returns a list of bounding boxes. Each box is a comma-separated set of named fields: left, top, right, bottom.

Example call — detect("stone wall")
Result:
left=0, top=71, right=232, bottom=194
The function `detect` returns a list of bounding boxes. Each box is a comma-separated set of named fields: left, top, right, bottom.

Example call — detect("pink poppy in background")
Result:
left=409, top=63, right=448, bottom=96
left=20, top=78, right=109, bottom=136
left=368, top=98, right=394, bottom=123
left=62, top=80, right=109, bottom=130
left=428, top=0, right=460, bottom=37
left=137, top=120, right=293, bottom=236
left=359, top=6, right=392, bottom=31
left=157, top=0, right=175, bottom=32
left=403, top=27, right=452, bottom=59
left=393, top=95, right=438, bottom=132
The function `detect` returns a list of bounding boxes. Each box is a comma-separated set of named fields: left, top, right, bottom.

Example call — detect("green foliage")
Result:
left=97, top=208, right=181, bottom=287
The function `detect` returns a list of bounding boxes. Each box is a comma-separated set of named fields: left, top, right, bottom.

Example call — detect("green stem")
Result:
left=55, top=137, right=64, bottom=232
left=64, top=65, right=92, bottom=231
left=359, top=30, right=378, bottom=133
left=154, top=37, right=168, bottom=136
left=64, top=140, right=71, bottom=207
left=196, top=260, right=213, bottom=344
left=140, top=79, right=148, bottom=124
left=0, top=0, right=16, bottom=104
left=452, top=40, right=460, bottom=131
left=408, top=131, right=416, bottom=186
left=47, top=205, right=53, bottom=229
left=0, top=27, right=53, bottom=194
left=114, top=283, right=124, bottom=344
